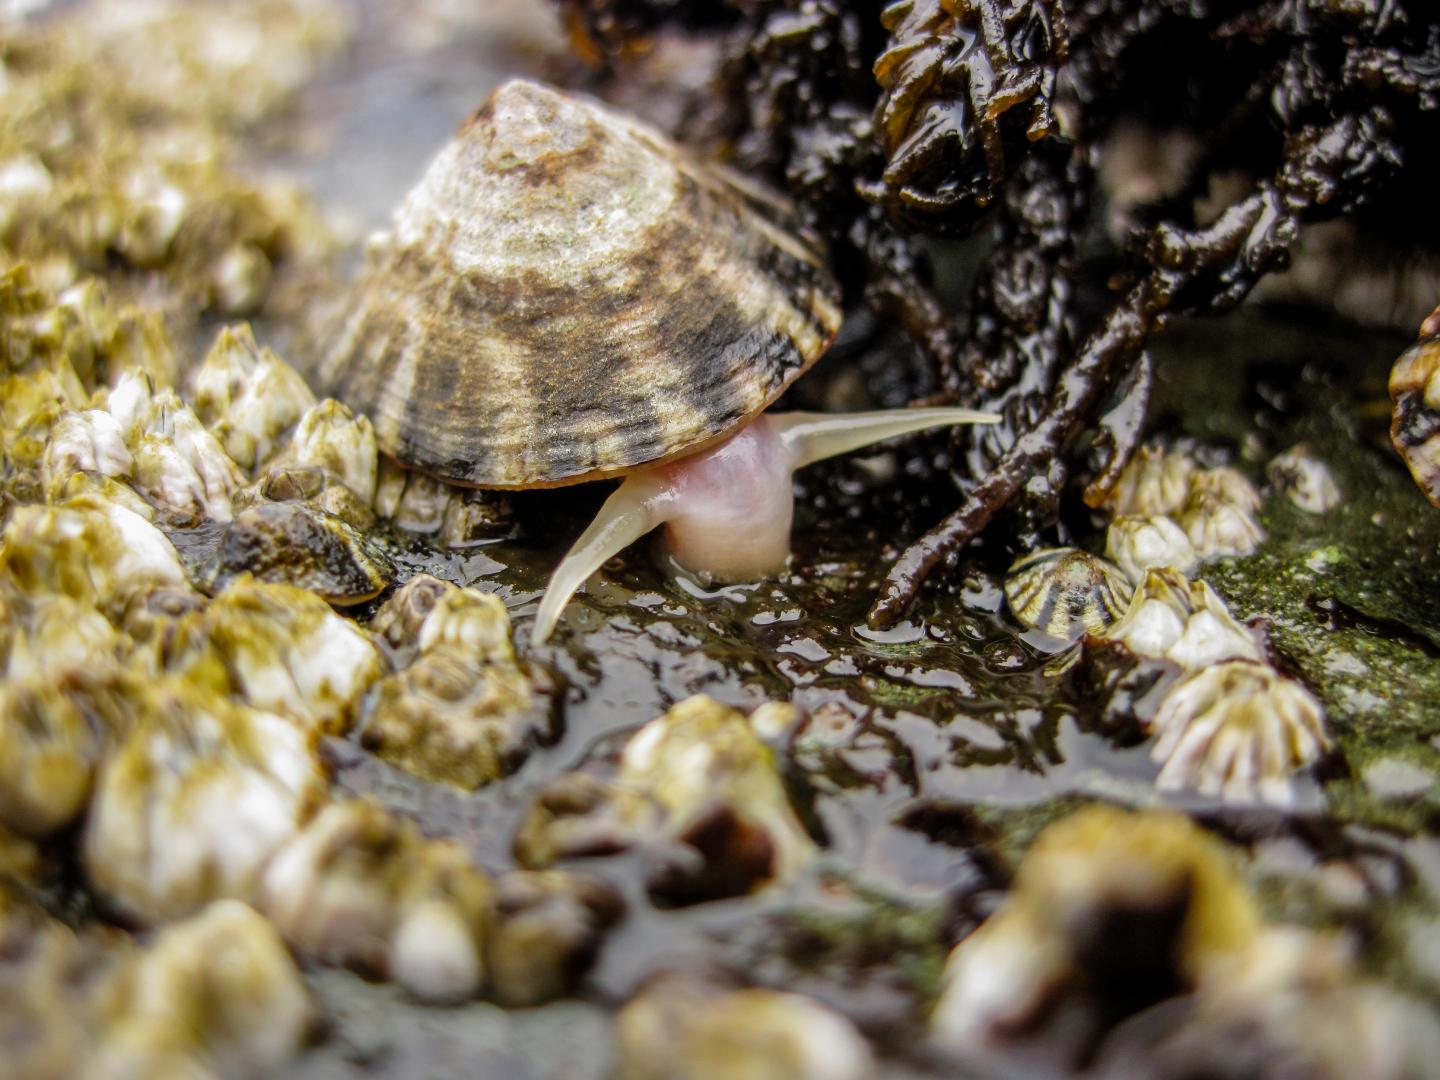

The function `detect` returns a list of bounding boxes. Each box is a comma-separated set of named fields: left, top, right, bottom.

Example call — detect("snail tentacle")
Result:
left=530, top=475, right=673, bottom=646
left=770, top=407, right=1001, bottom=468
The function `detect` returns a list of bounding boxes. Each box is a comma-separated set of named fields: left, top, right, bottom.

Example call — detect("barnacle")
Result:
left=932, top=805, right=1259, bottom=1058
left=361, top=579, right=559, bottom=790
left=515, top=695, right=815, bottom=905
left=82, top=676, right=326, bottom=924
left=96, top=900, right=315, bottom=1078
left=864, top=0, right=1068, bottom=227
left=1267, top=443, right=1341, bottom=514
left=1105, top=514, right=1199, bottom=585
left=191, top=323, right=317, bottom=471
left=1149, top=660, right=1329, bottom=806
left=257, top=800, right=495, bottom=1003
left=166, top=576, right=385, bottom=736
left=1099, top=568, right=1262, bottom=671
left=617, top=973, right=875, bottom=1080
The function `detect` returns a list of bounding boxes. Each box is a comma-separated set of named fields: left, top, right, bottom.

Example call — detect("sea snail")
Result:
left=319, top=80, right=997, bottom=644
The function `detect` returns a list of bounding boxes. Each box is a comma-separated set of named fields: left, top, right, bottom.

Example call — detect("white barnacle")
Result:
left=39, top=408, right=133, bottom=500
left=1105, top=513, right=1200, bottom=584
left=1101, top=568, right=1263, bottom=669
left=191, top=323, right=317, bottom=470
left=1177, top=467, right=1266, bottom=560
left=1102, top=445, right=1197, bottom=518
left=1267, top=443, right=1342, bottom=514
left=1150, top=660, right=1329, bottom=805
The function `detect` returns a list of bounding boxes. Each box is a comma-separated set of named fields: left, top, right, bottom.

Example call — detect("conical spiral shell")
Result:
left=319, top=80, right=844, bottom=488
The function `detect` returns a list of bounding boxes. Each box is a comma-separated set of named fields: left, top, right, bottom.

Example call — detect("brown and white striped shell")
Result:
left=318, top=80, right=844, bottom=489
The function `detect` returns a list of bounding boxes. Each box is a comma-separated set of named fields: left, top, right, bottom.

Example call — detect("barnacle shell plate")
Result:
left=320, top=80, right=844, bottom=489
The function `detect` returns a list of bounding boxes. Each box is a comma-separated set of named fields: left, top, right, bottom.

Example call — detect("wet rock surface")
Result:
left=2, top=2, right=1439, bottom=1079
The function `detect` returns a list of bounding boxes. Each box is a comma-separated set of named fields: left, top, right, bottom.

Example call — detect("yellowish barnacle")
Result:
left=200, top=500, right=395, bottom=604
left=167, top=576, right=385, bottom=736
left=1177, top=467, right=1265, bottom=559
left=516, top=695, right=815, bottom=904
left=0, top=670, right=134, bottom=838
left=191, top=323, right=317, bottom=470
left=95, top=900, right=315, bottom=1079
left=115, top=381, right=247, bottom=525
left=1099, top=568, right=1262, bottom=670
left=362, top=579, right=546, bottom=789
left=1389, top=319, right=1440, bottom=506
left=258, top=800, right=494, bottom=1004
left=1004, top=547, right=1133, bottom=639
left=38, top=407, right=133, bottom=501
left=487, top=870, right=623, bottom=1008
left=265, top=398, right=378, bottom=505
left=0, top=496, right=191, bottom=620
left=363, top=651, right=556, bottom=789
left=0, top=885, right=135, bottom=1078
left=82, top=676, right=326, bottom=925
left=617, top=974, right=875, bottom=1080
left=1150, top=659, right=1329, bottom=806
left=0, top=1, right=342, bottom=313
left=1267, top=443, right=1342, bottom=514
left=931, top=806, right=1260, bottom=1055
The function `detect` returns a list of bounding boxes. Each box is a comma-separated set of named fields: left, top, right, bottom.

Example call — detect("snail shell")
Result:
left=319, top=79, right=844, bottom=489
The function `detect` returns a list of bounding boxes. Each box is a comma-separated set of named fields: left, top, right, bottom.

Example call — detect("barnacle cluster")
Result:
left=0, top=0, right=342, bottom=316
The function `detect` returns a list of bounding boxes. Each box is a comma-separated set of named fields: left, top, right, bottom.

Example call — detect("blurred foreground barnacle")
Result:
left=191, top=322, right=317, bottom=471
left=487, top=870, right=624, bottom=1008
left=199, top=500, right=395, bottom=604
left=1388, top=312, right=1440, bottom=506
left=83, top=677, right=325, bottom=925
left=96, top=899, right=315, bottom=1078
left=317, top=79, right=996, bottom=645
left=1104, top=515, right=1199, bottom=585
left=1087, top=925, right=1440, bottom=1079
left=0, top=497, right=191, bottom=621
left=1098, top=568, right=1262, bottom=671
left=1267, top=443, right=1341, bottom=514
left=515, top=695, right=816, bottom=906
left=931, top=805, right=1259, bottom=1063
left=258, top=800, right=494, bottom=1004
left=1149, top=660, right=1329, bottom=806
left=167, top=576, right=384, bottom=736
left=0, top=671, right=133, bottom=838
left=1004, top=547, right=1132, bottom=640
left=617, top=972, right=874, bottom=1080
